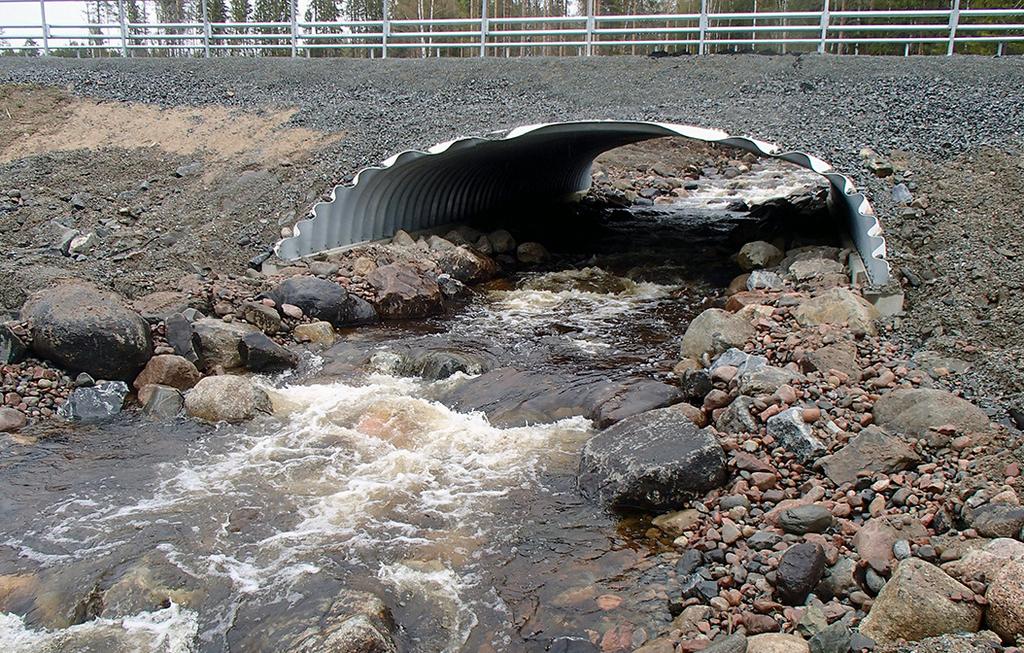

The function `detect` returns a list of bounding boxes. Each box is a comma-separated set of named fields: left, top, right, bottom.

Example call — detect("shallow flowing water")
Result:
left=0, top=160, right=827, bottom=652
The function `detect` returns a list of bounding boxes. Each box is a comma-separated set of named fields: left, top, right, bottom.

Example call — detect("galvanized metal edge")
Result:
left=276, top=120, right=889, bottom=285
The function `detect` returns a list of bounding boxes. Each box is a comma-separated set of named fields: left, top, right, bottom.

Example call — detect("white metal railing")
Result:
left=1, top=0, right=1022, bottom=58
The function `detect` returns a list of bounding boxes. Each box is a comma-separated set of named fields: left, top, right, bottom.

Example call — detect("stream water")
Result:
left=0, top=161, right=826, bottom=652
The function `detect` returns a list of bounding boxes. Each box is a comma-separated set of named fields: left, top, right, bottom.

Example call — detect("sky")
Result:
left=0, top=0, right=314, bottom=47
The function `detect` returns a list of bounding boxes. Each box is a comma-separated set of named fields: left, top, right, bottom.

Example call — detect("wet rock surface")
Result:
left=184, top=375, right=271, bottom=423
left=578, top=407, right=727, bottom=511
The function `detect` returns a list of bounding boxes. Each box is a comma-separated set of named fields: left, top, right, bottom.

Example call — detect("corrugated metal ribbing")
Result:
left=275, top=120, right=889, bottom=285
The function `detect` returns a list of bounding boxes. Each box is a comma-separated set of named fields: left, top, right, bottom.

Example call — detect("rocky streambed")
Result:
left=1, top=149, right=1022, bottom=653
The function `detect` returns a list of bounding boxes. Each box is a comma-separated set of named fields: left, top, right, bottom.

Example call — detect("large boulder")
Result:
left=872, top=388, right=989, bottom=440
left=367, top=263, right=444, bottom=319
left=434, top=246, right=499, bottom=284
left=191, top=318, right=259, bottom=370
left=943, top=538, right=1024, bottom=583
left=745, top=633, right=808, bottom=653
left=800, top=341, right=861, bottom=379
left=132, top=354, right=201, bottom=392
left=264, top=276, right=377, bottom=327
left=138, top=384, right=185, bottom=420
left=578, top=407, right=727, bottom=511
left=22, top=281, right=152, bottom=381
left=681, top=309, right=756, bottom=361
left=817, top=426, right=920, bottom=486
left=859, top=558, right=983, bottom=644
left=0, top=407, right=27, bottom=433
left=239, top=332, right=299, bottom=372
left=986, top=560, right=1024, bottom=642
left=793, top=288, right=880, bottom=335
left=737, top=241, right=784, bottom=271
left=442, top=368, right=679, bottom=428
left=58, top=381, right=129, bottom=423
left=184, top=375, right=271, bottom=423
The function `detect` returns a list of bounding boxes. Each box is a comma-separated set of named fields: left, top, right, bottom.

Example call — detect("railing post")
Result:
left=817, top=0, right=828, bottom=54
left=382, top=0, right=389, bottom=58
left=947, top=0, right=960, bottom=56
left=201, top=0, right=211, bottom=57
left=585, top=0, right=594, bottom=56
left=997, top=41, right=1004, bottom=56
left=698, top=0, right=707, bottom=55
left=39, top=0, right=50, bottom=56
left=117, top=0, right=128, bottom=56
left=290, top=0, right=298, bottom=57
left=479, top=0, right=487, bottom=56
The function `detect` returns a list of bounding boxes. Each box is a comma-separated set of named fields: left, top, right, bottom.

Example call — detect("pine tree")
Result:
left=306, top=0, right=340, bottom=56
left=230, top=0, right=251, bottom=21
left=208, top=0, right=228, bottom=21
left=253, top=0, right=289, bottom=54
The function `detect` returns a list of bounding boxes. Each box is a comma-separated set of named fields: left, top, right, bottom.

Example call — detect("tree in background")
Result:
left=22, top=38, right=42, bottom=55
left=230, top=0, right=252, bottom=20
left=253, top=0, right=291, bottom=54
left=306, top=0, right=343, bottom=56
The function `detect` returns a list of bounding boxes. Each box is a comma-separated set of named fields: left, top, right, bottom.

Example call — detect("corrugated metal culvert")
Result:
left=276, top=120, right=889, bottom=285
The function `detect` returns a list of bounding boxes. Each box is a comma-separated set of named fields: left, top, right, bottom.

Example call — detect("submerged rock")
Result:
left=293, top=320, right=336, bottom=346
left=184, top=375, right=271, bottom=423
left=578, top=406, right=727, bottom=511
left=23, top=280, right=152, bottom=381
left=58, top=380, right=129, bottom=422
left=442, top=367, right=678, bottom=428
left=139, top=384, right=185, bottom=420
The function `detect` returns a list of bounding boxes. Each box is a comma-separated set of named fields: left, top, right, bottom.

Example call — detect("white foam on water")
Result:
left=378, top=561, right=481, bottom=653
left=460, top=266, right=676, bottom=352
left=5, top=373, right=592, bottom=652
left=0, top=603, right=199, bottom=653
left=669, top=161, right=826, bottom=210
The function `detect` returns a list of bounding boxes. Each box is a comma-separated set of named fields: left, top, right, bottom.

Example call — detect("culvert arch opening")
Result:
left=275, top=120, right=889, bottom=286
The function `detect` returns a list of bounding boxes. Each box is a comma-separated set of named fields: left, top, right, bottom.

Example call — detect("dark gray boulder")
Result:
left=58, top=380, right=129, bottom=423
left=23, top=281, right=152, bottom=381
left=776, top=542, right=826, bottom=605
left=578, top=407, right=727, bottom=511
left=964, top=503, right=1024, bottom=539
left=139, top=384, right=185, bottom=420
left=442, top=368, right=680, bottom=428
left=239, top=332, right=299, bottom=372
left=264, top=276, right=377, bottom=327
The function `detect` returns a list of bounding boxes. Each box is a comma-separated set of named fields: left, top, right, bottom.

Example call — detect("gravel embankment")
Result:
left=2, top=54, right=1024, bottom=411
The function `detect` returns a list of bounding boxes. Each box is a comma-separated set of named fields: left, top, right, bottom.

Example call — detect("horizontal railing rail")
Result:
left=0, top=0, right=1021, bottom=58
